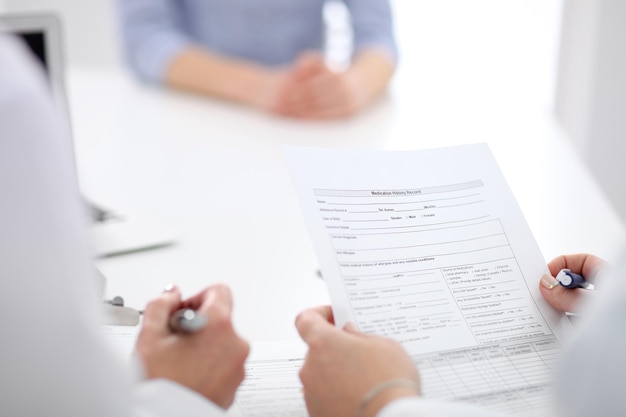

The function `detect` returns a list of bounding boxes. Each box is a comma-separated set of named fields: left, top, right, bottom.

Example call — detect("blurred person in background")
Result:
left=117, top=0, right=397, bottom=119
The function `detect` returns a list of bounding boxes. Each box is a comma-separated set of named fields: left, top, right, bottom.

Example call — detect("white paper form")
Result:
left=102, top=324, right=309, bottom=417
left=103, top=324, right=140, bottom=362
left=285, top=144, right=570, bottom=414
left=229, top=340, right=307, bottom=417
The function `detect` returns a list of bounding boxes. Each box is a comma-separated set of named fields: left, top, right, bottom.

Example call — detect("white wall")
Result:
left=556, top=0, right=626, bottom=221
left=390, top=0, right=563, bottom=120
left=2, top=0, right=120, bottom=68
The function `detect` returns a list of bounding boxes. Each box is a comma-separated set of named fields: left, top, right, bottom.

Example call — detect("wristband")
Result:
left=355, top=378, right=420, bottom=417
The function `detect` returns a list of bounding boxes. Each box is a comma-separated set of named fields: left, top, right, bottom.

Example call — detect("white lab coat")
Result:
left=0, top=37, right=224, bottom=417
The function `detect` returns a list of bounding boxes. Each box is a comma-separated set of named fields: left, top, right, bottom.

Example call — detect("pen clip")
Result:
left=169, top=308, right=208, bottom=333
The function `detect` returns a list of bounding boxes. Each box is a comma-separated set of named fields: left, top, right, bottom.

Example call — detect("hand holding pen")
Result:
left=169, top=307, right=208, bottom=333
left=539, top=253, right=610, bottom=313
left=134, top=284, right=250, bottom=408
left=555, top=269, right=593, bottom=289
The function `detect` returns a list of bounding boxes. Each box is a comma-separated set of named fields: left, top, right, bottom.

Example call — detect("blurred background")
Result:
left=1, top=0, right=624, bottom=222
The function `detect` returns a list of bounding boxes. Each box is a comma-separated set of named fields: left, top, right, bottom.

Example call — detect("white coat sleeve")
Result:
left=377, top=397, right=505, bottom=417
left=554, top=252, right=626, bottom=417
left=0, top=36, right=224, bottom=417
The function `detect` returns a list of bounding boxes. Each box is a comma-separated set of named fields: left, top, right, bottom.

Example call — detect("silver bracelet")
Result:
left=355, top=378, right=420, bottom=417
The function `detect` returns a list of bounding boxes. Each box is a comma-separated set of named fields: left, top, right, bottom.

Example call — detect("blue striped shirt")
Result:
left=117, top=0, right=397, bottom=83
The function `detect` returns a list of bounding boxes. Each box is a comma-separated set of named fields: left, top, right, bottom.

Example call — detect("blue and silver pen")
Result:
left=169, top=308, right=208, bottom=333
left=556, top=268, right=593, bottom=289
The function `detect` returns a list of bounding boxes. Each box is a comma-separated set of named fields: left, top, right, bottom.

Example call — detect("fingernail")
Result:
left=163, top=284, right=176, bottom=293
left=540, top=274, right=559, bottom=290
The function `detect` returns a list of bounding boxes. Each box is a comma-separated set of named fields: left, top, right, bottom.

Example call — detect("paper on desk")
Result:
left=103, top=323, right=309, bottom=417
left=285, top=144, right=570, bottom=414
left=228, top=340, right=307, bottom=417
left=103, top=324, right=140, bottom=361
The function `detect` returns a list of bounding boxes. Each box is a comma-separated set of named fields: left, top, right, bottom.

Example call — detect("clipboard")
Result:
left=103, top=296, right=141, bottom=326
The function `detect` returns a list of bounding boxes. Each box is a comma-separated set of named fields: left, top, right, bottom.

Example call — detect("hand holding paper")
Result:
left=286, top=144, right=570, bottom=414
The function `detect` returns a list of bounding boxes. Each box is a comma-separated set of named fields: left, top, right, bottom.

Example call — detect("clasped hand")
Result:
left=260, top=53, right=365, bottom=120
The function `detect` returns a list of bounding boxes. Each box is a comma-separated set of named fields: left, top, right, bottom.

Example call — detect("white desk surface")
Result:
left=68, top=67, right=625, bottom=342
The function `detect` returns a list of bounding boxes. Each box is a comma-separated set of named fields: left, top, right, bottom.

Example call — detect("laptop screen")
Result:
left=17, top=31, right=49, bottom=74
left=0, top=14, right=67, bottom=109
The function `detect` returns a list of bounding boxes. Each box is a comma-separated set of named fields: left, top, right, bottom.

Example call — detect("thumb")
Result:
left=343, top=322, right=361, bottom=334
left=142, top=285, right=182, bottom=336
left=293, top=52, right=326, bottom=79
left=539, top=274, right=584, bottom=313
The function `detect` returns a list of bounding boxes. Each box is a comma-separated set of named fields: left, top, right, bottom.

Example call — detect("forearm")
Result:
left=118, top=0, right=192, bottom=83
left=165, top=47, right=273, bottom=107
left=346, top=49, right=396, bottom=109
